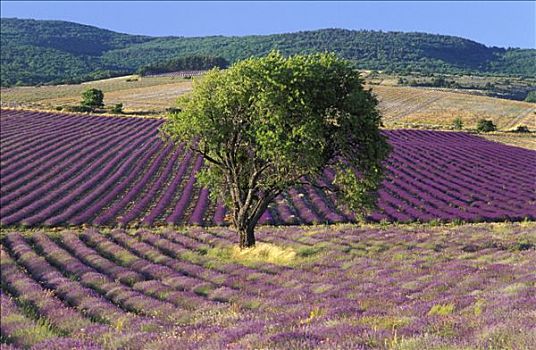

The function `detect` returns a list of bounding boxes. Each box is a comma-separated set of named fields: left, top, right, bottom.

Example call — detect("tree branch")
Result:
left=190, top=146, right=224, bottom=167
left=295, top=180, right=338, bottom=193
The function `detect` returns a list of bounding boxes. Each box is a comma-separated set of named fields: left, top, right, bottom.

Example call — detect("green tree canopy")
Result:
left=81, top=88, right=104, bottom=110
left=137, top=55, right=229, bottom=76
left=476, top=119, right=497, bottom=132
left=163, top=51, right=390, bottom=248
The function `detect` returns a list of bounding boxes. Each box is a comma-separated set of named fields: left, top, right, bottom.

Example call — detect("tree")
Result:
left=162, top=51, right=390, bottom=248
left=111, top=103, right=123, bottom=114
left=524, top=90, right=536, bottom=103
left=452, top=116, right=464, bottom=130
left=81, top=88, right=104, bottom=111
left=476, top=119, right=497, bottom=132
left=513, top=125, right=530, bottom=133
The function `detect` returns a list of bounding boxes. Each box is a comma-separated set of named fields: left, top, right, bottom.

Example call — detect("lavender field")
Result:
left=1, top=109, right=535, bottom=228
left=1, top=223, right=535, bottom=349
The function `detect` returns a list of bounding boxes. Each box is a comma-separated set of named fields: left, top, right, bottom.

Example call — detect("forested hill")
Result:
left=2, top=18, right=535, bottom=86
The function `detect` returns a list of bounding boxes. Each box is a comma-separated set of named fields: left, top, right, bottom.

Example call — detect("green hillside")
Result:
left=1, top=18, right=535, bottom=86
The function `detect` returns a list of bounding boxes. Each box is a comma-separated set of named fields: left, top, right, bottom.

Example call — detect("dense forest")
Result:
left=137, top=55, right=229, bottom=76
left=1, top=18, right=535, bottom=86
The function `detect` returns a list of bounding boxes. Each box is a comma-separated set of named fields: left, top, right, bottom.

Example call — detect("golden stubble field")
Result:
left=372, top=85, right=535, bottom=130
left=1, top=75, right=535, bottom=149
left=0, top=76, right=193, bottom=113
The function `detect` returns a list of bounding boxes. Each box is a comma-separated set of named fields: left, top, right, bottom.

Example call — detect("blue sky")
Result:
left=1, top=1, right=535, bottom=48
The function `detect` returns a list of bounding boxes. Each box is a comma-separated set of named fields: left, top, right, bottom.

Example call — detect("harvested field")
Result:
left=371, top=85, right=536, bottom=130
left=0, top=76, right=192, bottom=113
left=2, top=77, right=534, bottom=134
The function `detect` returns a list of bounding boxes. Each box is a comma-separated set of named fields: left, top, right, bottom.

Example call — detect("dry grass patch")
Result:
left=208, top=242, right=297, bottom=266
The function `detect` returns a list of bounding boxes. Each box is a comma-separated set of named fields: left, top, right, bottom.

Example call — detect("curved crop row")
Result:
left=2, top=225, right=535, bottom=349
left=1, top=109, right=534, bottom=227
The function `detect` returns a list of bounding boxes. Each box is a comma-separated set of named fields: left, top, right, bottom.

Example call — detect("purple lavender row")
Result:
left=395, top=144, right=532, bottom=212
left=141, top=149, right=194, bottom=225
left=166, top=155, right=204, bottom=224
left=0, top=120, right=152, bottom=218
left=0, top=113, right=138, bottom=174
left=66, top=232, right=207, bottom=309
left=0, top=110, right=71, bottom=146
left=0, top=109, right=71, bottom=129
left=272, top=194, right=300, bottom=225
left=0, top=120, right=103, bottom=185
left=0, top=109, right=49, bottom=131
left=387, top=129, right=533, bottom=172
left=1, top=110, right=160, bottom=157
left=407, top=141, right=531, bottom=196
left=63, top=231, right=221, bottom=311
left=134, top=231, right=230, bottom=285
left=376, top=192, right=413, bottom=222
left=176, top=227, right=226, bottom=246
left=93, top=143, right=177, bottom=225
left=287, top=188, right=322, bottom=224
left=421, top=145, right=529, bottom=196
left=84, top=230, right=227, bottom=305
left=0, top=117, right=85, bottom=164
left=160, top=230, right=210, bottom=251
left=30, top=233, right=184, bottom=323
left=133, top=230, right=274, bottom=299
left=53, top=233, right=145, bottom=285
left=0, top=119, right=144, bottom=202
left=2, top=233, right=163, bottom=331
left=1, top=244, right=167, bottom=350
left=212, top=199, right=227, bottom=225
left=444, top=136, right=535, bottom=171
left=383, top=172, right=469, bottom=221
left=377, top=181, right=433, bottom=221
left=119, top=144, right=184, bottom=225
left=18, top=127, right=157, bottom=226
left=189, top=188, right=210, bottom=225
left=383, top=164, right=472, bottom=220
left=0, top=114, right=102, bottom=167
left=436, top=139, right=534, bottom=182
left=391, top=150, right=494, bottom=212
left=0, top=290, right=59, bottom=348
left=45, top=139, right=161, bottom=226
left=69, top=141, right=164, bottom=225
left=388, top=172, right=497, bottom=221
left=392, top=145, right=517, bottom=207
left=0, top=247, right=113, bottom=341
left=108, top=230, right=212, bottom=287
left=387, top=152, right=473, bottom=205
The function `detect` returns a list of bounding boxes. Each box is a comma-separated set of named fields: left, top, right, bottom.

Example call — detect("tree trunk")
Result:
left=239, top=225, right=256, bottom=249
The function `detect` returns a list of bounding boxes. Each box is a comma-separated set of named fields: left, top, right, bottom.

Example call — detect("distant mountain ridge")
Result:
left=1, top=17, right=535, bottom=86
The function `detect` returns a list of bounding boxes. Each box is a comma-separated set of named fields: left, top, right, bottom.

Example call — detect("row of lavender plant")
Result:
left=118, top=145, right=185, bottom=225
left=2, top=225, right=535, bottom=348
left=1, top=111, right=87, bottom=153
left=19, top=128, right=158, bottom=227
left=2, top=233, right=166, bottom=333
left=79, top=229, right=231, bottom=305
left=1, top=109, right=534, bottom=227
left=0, top=117, right=146, bottom=201
left=0, top=119, right=156, bottom=222
left=43, top=138, right=163, bottom=226
left=1, top=243, right=173, bottom=349
left=28, top=233, right=186, bottom=323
